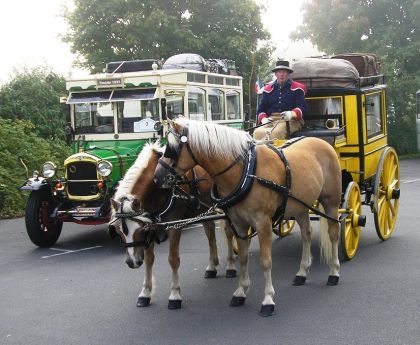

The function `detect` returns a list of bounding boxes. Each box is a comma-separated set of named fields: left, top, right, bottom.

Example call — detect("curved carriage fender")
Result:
left=19, top=177, right=50, bottom=191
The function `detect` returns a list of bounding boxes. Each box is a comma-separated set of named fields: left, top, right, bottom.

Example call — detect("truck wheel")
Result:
left=25, top=190, right=63, bottom=247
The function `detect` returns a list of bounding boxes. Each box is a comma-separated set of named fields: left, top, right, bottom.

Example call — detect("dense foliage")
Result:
left=292, top=0, right=420, bottom=154
left=0, top=119, right=71, bottom=218
left=0, top=67, right=68, bottom=140
left=63, top=0, right=274, bottom=112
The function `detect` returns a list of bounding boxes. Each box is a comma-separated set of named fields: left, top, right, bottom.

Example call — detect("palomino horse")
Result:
left=109, top=141, right=236, bottom=309
left=154, top=119, right=342, bottom=316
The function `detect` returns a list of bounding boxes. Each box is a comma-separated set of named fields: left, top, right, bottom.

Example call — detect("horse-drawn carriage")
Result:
left=269, top=55, right=401, bottom=260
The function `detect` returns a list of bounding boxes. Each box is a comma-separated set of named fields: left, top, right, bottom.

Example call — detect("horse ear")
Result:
left=110, top=198, right=119, bottom=210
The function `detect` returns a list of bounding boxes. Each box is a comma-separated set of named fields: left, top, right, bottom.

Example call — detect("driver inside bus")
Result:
left=253, top=60, right=307, bottom=140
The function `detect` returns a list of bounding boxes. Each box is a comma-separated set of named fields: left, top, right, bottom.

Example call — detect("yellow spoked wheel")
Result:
left=373, top=147, right=400, bottom=240
left=232, top=227, right=254, bottom=255
left=272, top=219, right=295, bottom=237
left=340, top=182, right=363, bottom=260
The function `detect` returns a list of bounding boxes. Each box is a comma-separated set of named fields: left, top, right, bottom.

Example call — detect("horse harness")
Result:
left=111, top=169, right=205, bottom=249
left=208, top=137, right=339, bottom=239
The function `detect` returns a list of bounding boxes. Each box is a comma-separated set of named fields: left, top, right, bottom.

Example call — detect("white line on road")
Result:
left=402, top=178, right=420, bottom=184
left=41, top=245, right=103, bottom=259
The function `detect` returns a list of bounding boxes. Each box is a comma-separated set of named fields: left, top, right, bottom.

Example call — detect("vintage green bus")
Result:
left=20, top=55, right=244, bottom=247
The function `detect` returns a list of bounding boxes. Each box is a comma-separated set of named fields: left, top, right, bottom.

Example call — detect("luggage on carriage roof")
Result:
left=331, top=53, right=380, bottom=78
left=105, top=59, right=162, bottom=73
left=292, top=58, right=360, bottom=88
left=331, top=53, right=380, bottom=86
left=163, top=53, right=208, bottom=71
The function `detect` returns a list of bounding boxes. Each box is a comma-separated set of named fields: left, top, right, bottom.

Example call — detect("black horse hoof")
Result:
left=137, top=297, right=151, bottom=307
left=225, top=269, right=237, bottom=278
left=259, top=304, right=275, bottom=317
left=230, top=296, right=246, bottom=307
left=168, top=299, right=182, bottom=309
left=293, top=275, right=306, bottom=286
left=204, top=270, right=217, bottom=279
left=327, top=275, right=339, bottom=286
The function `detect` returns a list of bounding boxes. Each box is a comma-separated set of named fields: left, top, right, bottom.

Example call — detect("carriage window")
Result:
left=365, top=93, right=383, bottom=138
left=208, top=89, right=225, bottom=121
left=74, top=102, right=114, bottom=134
left=166, top=93, right=184, bottom=118
left=188, top=87, right=206, bottom=121
left=226, top=90, right=241, bottom=120
left=117, top=99, right=159, bottom=133
left=305, top=97, right=342, bottom=128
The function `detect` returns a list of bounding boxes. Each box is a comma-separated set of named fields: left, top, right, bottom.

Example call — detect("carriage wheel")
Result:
left=373, top=147, right=400, bottom=240
left=272, top=220, right=295, bottom=237
left=232, top=228, right=254, bottom=255
left=340, top=182, right=363, bottom=260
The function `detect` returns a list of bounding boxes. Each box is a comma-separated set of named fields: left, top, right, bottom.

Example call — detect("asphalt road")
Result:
left=1, top=159, right=419, bottom=345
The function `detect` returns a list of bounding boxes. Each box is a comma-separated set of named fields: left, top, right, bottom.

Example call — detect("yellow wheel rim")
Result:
left=273, top=220, right=295, bottom=237
left=341, top=182, right=362, bottom=260
left=374, top=148, right=400, bottom=240
left=232, top=227, right=253, bottom=255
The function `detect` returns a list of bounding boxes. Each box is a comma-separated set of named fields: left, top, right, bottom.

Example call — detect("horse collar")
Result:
left=210, top=143, right=257, bottom=209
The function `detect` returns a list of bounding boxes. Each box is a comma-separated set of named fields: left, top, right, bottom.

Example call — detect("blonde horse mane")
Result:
left=114, top=141, right=163, bottom=202
left=171, top=118, right=251, bottom=160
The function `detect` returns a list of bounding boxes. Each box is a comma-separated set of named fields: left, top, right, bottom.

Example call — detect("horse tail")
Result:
left=319, top=204, right=332, bottom=263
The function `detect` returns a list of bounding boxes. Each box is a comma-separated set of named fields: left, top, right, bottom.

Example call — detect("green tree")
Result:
left=292, top=0, right=420, bottom=154
left=63, top=0, right=273, bottom=116
left=0, top=67, right=68, bottom=139
left=0, top=119, right=71, bottom=217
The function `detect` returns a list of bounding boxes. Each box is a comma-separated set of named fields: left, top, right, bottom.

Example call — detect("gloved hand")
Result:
left=280, top=111, right=295, bottom=121
left=261, top=117, right=273, bottom=125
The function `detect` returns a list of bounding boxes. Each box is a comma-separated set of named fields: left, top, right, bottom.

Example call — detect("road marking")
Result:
left=41, top=245, right=103, bottom=259
left=402, top=178, right=420, bottom=184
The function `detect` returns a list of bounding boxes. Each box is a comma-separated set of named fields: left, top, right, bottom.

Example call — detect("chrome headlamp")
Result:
left=98, top=160, right=113, bottom=177
left=42, top=162, right=57, bottom=178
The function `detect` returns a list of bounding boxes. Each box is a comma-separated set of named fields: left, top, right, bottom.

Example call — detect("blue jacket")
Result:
left=257, top=79, right=307, bottom=121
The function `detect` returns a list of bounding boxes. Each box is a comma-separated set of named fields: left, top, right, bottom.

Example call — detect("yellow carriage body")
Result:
left=270, top=65, right=400, bottom=260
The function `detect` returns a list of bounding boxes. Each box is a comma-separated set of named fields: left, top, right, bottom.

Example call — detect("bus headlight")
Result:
left=98, top=160, right=112, bottom=177
left=42, top=162, right=57, bottom=178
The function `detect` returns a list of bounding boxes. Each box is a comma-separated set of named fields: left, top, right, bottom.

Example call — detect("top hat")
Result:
left=271, top=60, right=293, bottom=73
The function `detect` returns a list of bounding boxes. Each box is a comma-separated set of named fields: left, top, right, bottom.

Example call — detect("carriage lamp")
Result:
left=42, top=162, right=57, bottom=178
left=98, top=160, right=113, bottom=177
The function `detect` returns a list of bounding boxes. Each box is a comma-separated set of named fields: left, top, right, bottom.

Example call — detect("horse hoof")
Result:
left=168, top=299, right=182, bottom=309
left=327, top=275, right=339, bottom=286
left=137, top=297, right=151, bottom=307
left=259, top=304, right=275, bottom=317
left=204, top=270, right=217, bottom=279
left=225, top=269, right=237, bottom=278
left=230, top=296, right=246, bottom=307
left=293, top=275, right=306, bottom=286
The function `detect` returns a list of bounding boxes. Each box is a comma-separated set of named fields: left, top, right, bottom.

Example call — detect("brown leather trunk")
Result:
left=331, top=53, right=380, bottom=86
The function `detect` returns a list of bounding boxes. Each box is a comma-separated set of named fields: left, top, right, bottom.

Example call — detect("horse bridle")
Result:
left=156, top=125, right=246, bottom=186
left=109, top=197, right=166, bottom=249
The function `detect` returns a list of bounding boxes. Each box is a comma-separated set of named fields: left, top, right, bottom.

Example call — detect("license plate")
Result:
left=74, top=207, right=98, bottom=217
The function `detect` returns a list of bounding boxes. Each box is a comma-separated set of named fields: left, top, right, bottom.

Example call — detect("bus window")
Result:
left=365, top=92, right=383, bottom=137
left=74, top=102, right=114, bottom=134
left=117, top=99, right=159, bottom=133
left=226, top=90, right=240, bottom=120
left=166, top=93, right=184, bottom=118
left=208, top=89, right=225, bottom=121
left=188, top=87, right=206, bottom=121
